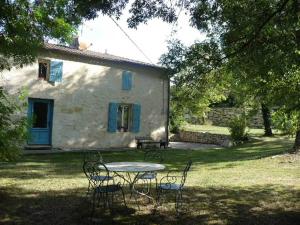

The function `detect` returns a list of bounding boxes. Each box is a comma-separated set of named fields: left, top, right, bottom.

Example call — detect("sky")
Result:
left=78, top=6, right=205, bottom=65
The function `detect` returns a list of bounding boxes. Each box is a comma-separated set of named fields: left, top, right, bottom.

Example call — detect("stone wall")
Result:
left=170, top=131, right=232, bottom=147
left=207, top=108, right=263, bottom=128
left=0, top=51, right=168, bottom=149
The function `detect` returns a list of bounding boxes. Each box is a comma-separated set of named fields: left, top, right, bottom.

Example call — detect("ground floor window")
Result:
left=107, top=102, right=141, bottom=133
left=117, top=104, right=132, bottom=132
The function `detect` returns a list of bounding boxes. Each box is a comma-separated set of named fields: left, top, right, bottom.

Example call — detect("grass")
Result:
left=0, top=136, right=299, bottom=225
left=182, top=124, right=275, bottom=136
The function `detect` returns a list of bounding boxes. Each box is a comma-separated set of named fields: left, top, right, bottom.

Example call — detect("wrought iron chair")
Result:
left=83, top=152, right=111, bottom=196
left=135, top=149, right=164, bottom=198
left=157, top=160, right=192, bottom=214
left=83, top=161, right=126, bottom=216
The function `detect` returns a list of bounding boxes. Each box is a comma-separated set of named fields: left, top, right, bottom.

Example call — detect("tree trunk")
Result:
left=261, top=104, right=273, bottom=136
left=292, top=129, right=300, bottom=153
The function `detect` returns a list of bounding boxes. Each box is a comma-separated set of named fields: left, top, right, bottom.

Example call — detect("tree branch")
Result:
left=226, top=0, right=291, bottom=59
left=179, top=0, right=292, bottom=86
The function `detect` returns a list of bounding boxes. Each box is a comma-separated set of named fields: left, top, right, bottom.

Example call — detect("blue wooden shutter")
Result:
left=107, top=103, right=118, bottom=132
left=49, top=61, right=63, bottom=82
left=132, top=104, right=141, bottom=133
left=122, top=71, right=132, bottom=90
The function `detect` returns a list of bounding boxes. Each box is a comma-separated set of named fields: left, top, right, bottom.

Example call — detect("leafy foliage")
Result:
left=272, top=109, right=299, bottom=137
left=0, top=0, right=79, bottom=70
left=0, top=88, right=28, bottom=161
left=228, top=114, right=249, bottom=144
left=160, top=40, right=230, bottom=129
left=160, top=0, right=300, bottom=151
left=169, top=109, right=185, bottom=134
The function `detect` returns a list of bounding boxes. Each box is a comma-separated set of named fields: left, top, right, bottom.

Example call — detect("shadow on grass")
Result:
left=0, top=151, right=146, bottom=180
left=162, top=137, right=293, bottom=170
left=0, top=137, right=294, bottom=180
left=0, top=185, right=299, bottom=225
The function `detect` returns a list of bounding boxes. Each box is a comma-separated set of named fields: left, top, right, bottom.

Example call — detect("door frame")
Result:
left=27, top=98, right=54, bottom=145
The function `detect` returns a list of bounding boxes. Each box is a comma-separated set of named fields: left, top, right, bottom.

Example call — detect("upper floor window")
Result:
left=38, top=59, right=63, bottom=83
left=122, top=71, right=133, bottom=90
left=38, top=60, right=50, bottom=80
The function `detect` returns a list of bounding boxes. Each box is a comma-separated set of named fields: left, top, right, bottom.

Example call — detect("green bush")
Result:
left=228, top=115, right=249, bottom=144
left=272, top=110, right=298, bottom=137
left=0, top=88, right=28, bottom=161
left=169, top=112, right=185, bottom=134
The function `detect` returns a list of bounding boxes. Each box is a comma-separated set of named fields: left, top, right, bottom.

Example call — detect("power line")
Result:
left=170, top=0, right=185, bottom=35
left=109, top=16, right=153, bottom=64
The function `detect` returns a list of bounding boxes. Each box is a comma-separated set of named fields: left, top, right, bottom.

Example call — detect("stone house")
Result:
left=1, top=43, right=169, bottom=149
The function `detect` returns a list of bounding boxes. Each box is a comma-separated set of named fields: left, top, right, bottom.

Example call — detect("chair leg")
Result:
left=148, top=179, right=151, bottom=194
left=145, top=179, right=151, bottom=204
left=120, top=187, right=127, bottom=208
left=105, top=192, right=110, bottom=209
left=86, top=181, right=91, bottom=197
left=109, top=193, right=113, bottom=211
left=130, top=188, right=140, bottom=211
left=96, top=191, right=101, bottom=208
left=175, top=190, right=183, bottom=215
left=90, top=190, right=97, bottom=219
left=156, top=188, right=162, bottom=207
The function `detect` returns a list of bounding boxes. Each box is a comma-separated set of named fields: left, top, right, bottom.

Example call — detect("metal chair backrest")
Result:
left=83, top=151, right=104, bottom=163
left=83, top=161, right=110, bottom=188
left=180, top=160, right=192, bottom=188
left=83, top=161, right=97, bottom=187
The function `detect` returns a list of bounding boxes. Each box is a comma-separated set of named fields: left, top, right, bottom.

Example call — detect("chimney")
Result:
left=70, top=36, right=79, bottom=49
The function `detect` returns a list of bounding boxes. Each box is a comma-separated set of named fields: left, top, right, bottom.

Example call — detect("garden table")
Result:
left=102, top=162, right=165, bottom=205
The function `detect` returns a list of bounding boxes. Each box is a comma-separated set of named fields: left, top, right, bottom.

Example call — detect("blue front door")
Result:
left=28, top=99, right=53, bottom=145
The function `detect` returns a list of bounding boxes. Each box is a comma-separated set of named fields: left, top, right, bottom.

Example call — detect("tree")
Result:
left=160, top=40, right=230, bottom=131
left=261, top=104, right=273, bottom=136
left=161, top=0, right=299, bottom=152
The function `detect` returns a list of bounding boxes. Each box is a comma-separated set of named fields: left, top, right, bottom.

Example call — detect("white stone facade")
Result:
left=0, top=50, right=169, bottom=149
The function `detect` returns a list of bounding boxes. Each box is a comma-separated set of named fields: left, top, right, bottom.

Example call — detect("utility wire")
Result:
left=172, top=0, right=184, bottom=29
left=109, top=16, right=153, bottom=64
left=168, top=0, right=185, bottom=39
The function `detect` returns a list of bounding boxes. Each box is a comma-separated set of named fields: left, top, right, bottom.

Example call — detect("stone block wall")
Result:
left=0, top=51, right=168, bottom=149
left=207, top=108, right=263, bottom=128
left=170, top=131, right=232, bottom=147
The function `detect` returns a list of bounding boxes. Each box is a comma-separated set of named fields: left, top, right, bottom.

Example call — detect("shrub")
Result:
left=0, top=88, right=28, bottom=161
left=169, top=112, right=185, bottom=134
left=228, top=115, right=249, bottom=144
left=272, top=110, right=298, bottom=137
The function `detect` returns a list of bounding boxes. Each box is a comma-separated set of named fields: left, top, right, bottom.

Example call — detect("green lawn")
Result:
left=0, top=137, right=299, bottom=225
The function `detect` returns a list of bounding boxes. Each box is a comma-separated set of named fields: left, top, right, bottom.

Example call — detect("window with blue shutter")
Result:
left=122, top=71, right=132, bottom=90
left=132, top=104, right=141, bottom=133
left=107, top=102, right=118, bottom=132
left=49, top=61, right=63, bottom=82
